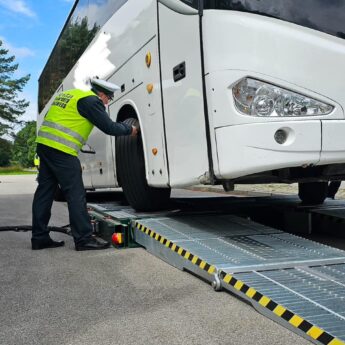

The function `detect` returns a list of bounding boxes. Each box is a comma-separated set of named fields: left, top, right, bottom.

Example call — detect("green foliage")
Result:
left=0, top=138, right=13, bottom=166
left=12, top=121, right=37, bottom=168
left=0, top=166, right=36, bottom=175
left=59, top=17, right=99, bottom=69
left=0, top=40, right=30, bottom=136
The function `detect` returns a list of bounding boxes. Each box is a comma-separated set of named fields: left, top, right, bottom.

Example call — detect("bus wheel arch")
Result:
left=117, top=104, right=138, bottom=122
left=115, top=108, right=171, bottom=211
left=115, top=104, right=139, bottom=187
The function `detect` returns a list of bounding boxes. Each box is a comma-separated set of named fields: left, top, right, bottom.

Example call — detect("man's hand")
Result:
left=131, top=126, right=139, bottom=136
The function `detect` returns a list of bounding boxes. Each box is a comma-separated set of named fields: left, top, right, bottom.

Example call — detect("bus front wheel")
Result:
left=116, top=118, right=171, bottom=211
left=298, top=182, right=328, bottom=205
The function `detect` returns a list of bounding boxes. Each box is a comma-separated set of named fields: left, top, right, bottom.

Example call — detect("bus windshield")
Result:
left=204, top=0, right=345, bottom=40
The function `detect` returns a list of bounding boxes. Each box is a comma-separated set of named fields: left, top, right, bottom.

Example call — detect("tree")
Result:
left=0, top=40, right=30, bottom=137
left=0, top=138, right=13, bottom=166
left=12, top=121, right=36, bottom=167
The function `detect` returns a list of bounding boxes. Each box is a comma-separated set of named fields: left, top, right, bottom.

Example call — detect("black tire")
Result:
left=116, top=118, right=171, bottom=211
left=327, top=181, right=341, bottom=199
left=298, top=182, right=328, bottom=205
left=54, top=185, right=66, bottom=202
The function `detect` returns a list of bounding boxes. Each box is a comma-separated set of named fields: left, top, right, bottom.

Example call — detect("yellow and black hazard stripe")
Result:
left=219, top=271, right=344, bottom=345
left=135, top=221, right=344, bottom=345
left=135, top=222, right=216, bottom=275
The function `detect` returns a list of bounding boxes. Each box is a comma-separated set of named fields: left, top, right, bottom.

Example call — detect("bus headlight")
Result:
left=232, top=78, right=334, bottom=117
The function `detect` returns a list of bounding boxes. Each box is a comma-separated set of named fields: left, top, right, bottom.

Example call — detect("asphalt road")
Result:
left=0, top=175, right=312, bottom=345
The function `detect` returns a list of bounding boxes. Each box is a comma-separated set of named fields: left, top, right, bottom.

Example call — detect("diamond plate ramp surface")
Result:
left=134, top=215, right=345, bottom=345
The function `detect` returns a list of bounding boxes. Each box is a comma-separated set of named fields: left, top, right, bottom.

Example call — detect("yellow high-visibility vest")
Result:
left=36, top=89, right=95, bottom=156
left=34, top=154, right=39, bottom=167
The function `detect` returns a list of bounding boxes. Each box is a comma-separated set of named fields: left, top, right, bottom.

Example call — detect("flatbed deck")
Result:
left=88, top=193, right=345, bottom=345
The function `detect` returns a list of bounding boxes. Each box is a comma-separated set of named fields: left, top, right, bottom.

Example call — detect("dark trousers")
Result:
left=32, top=144, right=93, bottom=245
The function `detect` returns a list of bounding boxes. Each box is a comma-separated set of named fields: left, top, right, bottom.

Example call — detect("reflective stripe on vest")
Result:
left=36, top=89, right=95, bottom=156
left=42, top=120, right=86, bottom=144
left=37, top=130, right=80, bottom=152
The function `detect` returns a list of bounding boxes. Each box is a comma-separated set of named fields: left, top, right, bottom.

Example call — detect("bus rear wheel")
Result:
left=116, top=118, right=171, bottom=211
left=298, top=182, right=328, bottom=205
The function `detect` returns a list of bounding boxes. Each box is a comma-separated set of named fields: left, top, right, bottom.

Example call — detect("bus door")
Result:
left=158, top=0, right=210, bottom=186
left=80, top=151, right=93, bottom=188
left=86, top=127, right=116, bottom=189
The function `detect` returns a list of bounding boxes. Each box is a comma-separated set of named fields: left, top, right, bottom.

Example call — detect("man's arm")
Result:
left=77, top=95, right=133, bottom=136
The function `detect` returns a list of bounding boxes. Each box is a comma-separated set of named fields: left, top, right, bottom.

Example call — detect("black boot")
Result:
left=75, top=237, right=110, bottom=251
left=32, top=237, right=65, bottom=250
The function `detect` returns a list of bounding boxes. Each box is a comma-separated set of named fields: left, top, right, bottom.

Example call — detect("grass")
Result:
left=0, top=166, right=37, bottom=175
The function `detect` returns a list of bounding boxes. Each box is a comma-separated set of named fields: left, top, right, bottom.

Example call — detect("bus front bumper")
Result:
left=215, top=120, right=345, bottom=180
left=215, top=120, right=322, bottom=180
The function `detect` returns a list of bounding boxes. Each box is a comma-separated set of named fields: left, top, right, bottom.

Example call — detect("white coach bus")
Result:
left=38, top=0, right=345, bottom=211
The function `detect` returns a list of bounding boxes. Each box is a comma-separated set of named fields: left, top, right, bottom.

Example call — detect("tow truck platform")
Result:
left=87, top=193, right=345, bottom=345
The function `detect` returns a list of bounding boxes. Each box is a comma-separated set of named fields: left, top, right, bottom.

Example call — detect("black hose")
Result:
left=0, top=224, right=71, bottom=235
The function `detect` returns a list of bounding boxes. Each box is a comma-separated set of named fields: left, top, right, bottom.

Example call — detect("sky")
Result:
left=0, top=0, right=75, bottom=124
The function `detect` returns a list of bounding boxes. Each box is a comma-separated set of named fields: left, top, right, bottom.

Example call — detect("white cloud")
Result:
left=21, top=91, right=37, bottom=122
left=0, top=0, right=36, bottom=18
left=10, top=46, right=34, bottom=59
left=0, top=37, right=35, bottom=58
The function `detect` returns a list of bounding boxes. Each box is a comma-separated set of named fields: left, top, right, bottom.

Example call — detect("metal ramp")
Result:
left=133, top=215, right=345, bottom=345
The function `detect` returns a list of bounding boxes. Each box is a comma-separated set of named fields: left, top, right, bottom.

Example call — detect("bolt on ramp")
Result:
left=133, top=215, right=345, bottom=345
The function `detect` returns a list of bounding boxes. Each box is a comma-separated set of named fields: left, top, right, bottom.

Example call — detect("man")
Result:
left=33, top=154, right=40, bottom=170
left=32, top=78, right=138, bottom=251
